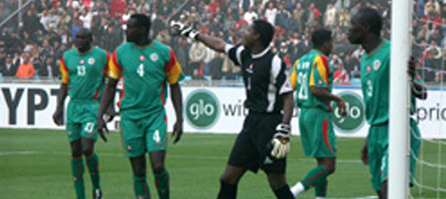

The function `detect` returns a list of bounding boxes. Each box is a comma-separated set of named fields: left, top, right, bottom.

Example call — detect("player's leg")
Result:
left=217, top=165, right=247, bottom=199
left=146, top=111, right=170, bottom=199
left=68, top=123, right=86, bottom=199
left=291, top=109, right=335, bottom=197
left=368, top=124, right=389, bottom=198
left=80, top=119, right=102, bottom=199
left=217, top=114, right=260, bottom=199
left=121, top=117, right=151, bottom=199
left=266, top=172, right=294, bottom=199
left=149, top=151, right=169, bottom=199
left=313, top=157, right=336, bottom=198
left=130, top=155, right=152, bottom=199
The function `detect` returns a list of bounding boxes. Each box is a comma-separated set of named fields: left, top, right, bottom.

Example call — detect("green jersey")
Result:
left=290, top=49, right=333, bottom=111
left=360, top=40, right=390, bottom=125
left=108, top=41, right=182, bottom=120
left=60, top=47, right=109, bottom=101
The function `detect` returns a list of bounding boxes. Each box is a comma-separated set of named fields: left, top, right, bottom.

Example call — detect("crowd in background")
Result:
left=0, top=0, right=445, bottom=84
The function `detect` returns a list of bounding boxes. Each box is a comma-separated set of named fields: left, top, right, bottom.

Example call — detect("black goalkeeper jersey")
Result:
left=225, top=45, right=293, bottom=113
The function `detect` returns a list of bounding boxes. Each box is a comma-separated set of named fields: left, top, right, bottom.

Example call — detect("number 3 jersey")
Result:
left=290, top=49, right=333, bottom=111
left=107, top=41, right=182, bottom=119
left=360, top=40, right=390, bottom=125
left=60, top=47, right=109, bottom=101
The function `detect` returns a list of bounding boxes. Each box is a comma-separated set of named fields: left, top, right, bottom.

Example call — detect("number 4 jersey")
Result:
left=107, top=41, right=182, bottom=120
left=290, top=49, right=333, bottom=111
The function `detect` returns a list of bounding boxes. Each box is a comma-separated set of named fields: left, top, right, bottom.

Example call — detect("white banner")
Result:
left=0, top=83, right=445, bottom=138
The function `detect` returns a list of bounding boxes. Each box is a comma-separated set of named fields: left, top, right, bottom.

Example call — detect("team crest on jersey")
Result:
left=366, top=65, right=371, bottom=73
left=150, top=53, right=159, bottom=61
left=139, top=55, right=145, bottom=61
left=373, top=60, right=381, bottom=70
left=318, top=79, right=323, bottom=85
left=88, top=58, right=95, bottom=65
left=79, top=60, right=85, bottom=65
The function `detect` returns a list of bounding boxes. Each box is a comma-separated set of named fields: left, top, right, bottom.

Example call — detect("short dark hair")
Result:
left=311, top=29, right=332, bottom=47
left=252, top=20, right=274, bottom=47
left=358, top=7, right=382, bottom=36
left=130, top=14, right=151, bottom=32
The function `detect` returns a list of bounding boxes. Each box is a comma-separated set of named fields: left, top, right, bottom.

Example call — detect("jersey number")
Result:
left=366, top=80, right=373, bottom=97
left=153, top=130, right=161, bottom=143
left=77, top=66, right=86, bottom=76
left=297, top=72, right=308, bottom=100
left=137, top=64, right=144, bottom=77
left=84, top=122, right=94, bottom=133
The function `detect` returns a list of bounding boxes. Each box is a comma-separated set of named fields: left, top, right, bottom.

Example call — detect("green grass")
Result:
left=0, top=129, right=445, bottom=199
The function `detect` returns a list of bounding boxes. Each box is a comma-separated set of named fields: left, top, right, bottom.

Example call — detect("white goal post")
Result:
left=389, top=0, right=412, bottom=198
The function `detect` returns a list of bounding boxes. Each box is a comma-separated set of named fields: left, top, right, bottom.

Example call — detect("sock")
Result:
left=71, top=157, right=86, bottom=199
left=290, top=182, right=305, bottom=197
left=300, top=166, right=328, bottom=190
left=273, top=184, right=294, bottom=199
left=217, top=180, right=237, bottom=199
left=86, top=153, right=101, bottom=190
left=315, top=178, right=327, bottom=197
left=133, top=176, right=151, bottom=199
left=154, top=169, right=169, bottom=199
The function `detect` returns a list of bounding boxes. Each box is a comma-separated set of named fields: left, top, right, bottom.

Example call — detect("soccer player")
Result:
left=96, top=14, right=184, bottom=199
left=348, top=8, right=427, bottom=199
left=172, top=19, right=295, bottom=199
left=52, top=28, right=109, bottom=199
left=289, top=29, right=346, bottom=198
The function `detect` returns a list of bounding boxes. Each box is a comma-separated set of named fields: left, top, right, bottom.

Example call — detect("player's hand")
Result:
left=361, top=143, right=369, bottom=165
left=172, top=119, right=183, bottom=144
left=336, top=98, right=347, bottom=117
left=104, top=104, right=117, bottom=122
left=170, top=21, right=199, bottom=40
left=52, top=106, right=63, bottom=126
left=96, top=116, right=108, bottom=142
left=270, top=124, right=291, bottom=159
left=408, top=56, right=415, bottom=82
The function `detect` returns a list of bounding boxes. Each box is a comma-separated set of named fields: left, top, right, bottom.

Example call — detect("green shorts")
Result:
left=409, top=118, right=421, bottom=185
left=367, top=123, right=389, bottom=191
left=120, top=110, right=168, bottom=158
left=299, top=108, right=336, bottom=158
left=66, top=100, right=100, bottom=142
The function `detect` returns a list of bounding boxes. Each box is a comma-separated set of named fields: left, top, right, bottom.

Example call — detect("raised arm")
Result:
left=171, top=21, right=227, bottom=53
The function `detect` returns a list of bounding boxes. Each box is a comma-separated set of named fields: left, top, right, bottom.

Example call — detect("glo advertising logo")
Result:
left=185, top=89, right=220, bottom=129
left=332, top=91, right=365, bottom=133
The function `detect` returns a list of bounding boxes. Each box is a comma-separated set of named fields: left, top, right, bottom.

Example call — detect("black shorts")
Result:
left=228, top=112, right=286, bottom=173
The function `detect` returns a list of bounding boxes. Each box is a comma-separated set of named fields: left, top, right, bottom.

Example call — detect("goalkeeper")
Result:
left=172, top=20, right=295, bottom=199
left=289, top=29, right=346, bottom=198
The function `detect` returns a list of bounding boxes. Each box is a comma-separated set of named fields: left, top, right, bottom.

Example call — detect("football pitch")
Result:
left=0, top=129, right=445, bottom=199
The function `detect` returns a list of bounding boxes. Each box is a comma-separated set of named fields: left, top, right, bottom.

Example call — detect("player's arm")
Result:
left=53, top=57, right=69, bottom=125
left=166, top=48, right=184, bottom=143
left=170, top=83, right=183, bottom=144
left=96, top=51, right=122, bottom=142
left=310, top=55, right=346, bottom=116
left=171, top=21, right=226, bottom=53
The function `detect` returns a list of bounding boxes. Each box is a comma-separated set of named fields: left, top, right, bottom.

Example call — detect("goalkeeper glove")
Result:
left=170, top=21, right=199, bottom=40
left=270, top=123, right=291, bottom=159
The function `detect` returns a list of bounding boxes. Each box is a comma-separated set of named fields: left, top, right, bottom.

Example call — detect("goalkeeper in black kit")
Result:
left=172, top=20, right=295, bottom=199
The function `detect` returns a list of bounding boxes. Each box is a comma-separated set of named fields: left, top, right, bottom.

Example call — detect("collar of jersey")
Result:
left=366, top=39, right=386, bottom=58
left=132, top=40, right=155, bottom=49
left=76, top=47, right=93, bottom=55
left=252, top=46, right=270, bottom=59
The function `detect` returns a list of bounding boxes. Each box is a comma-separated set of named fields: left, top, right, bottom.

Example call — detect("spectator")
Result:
left=188, top=41, right=207, bottom=76
left=324, top=3, right=337, bottom=30
left=0, top=53, right=18, bottom=77
left=264, top=3, right=277, bottom=26
left=334, top=63, right=349, bottom=83
left=15, top=53, right=35, bottom=78
left=239, top=0, right=254, bottom=13
left=244, top=6, right=258, bottom=24
left=38, top=57, right=58, bottom=79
